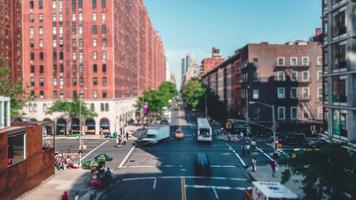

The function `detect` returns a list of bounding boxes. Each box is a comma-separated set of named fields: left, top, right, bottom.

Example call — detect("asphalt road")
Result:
left=100, top=109, right=254, bottom=200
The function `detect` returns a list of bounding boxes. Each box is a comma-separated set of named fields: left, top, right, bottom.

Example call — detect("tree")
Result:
left=280, top=143, right=356, bottom=199
left=158, top=81, right=178, bottom=107
left=198, top=86, right=227, bottom=122
left=0, top=60, right=28, bottom=118
left=182, top=80, right=206, bottom=109
left=46, top=97, right=97, bottom=133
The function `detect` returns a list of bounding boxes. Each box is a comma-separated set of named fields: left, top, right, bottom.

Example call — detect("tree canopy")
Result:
left=0, top=60, right=28, bottom=118
left=181, top=80, right=206, bottom=109
left=280, top=143, right=356, bottom=200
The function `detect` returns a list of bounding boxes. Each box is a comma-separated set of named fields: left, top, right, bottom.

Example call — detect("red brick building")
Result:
left=0, top=0, right=22, bottom=81
left=201, top=47, right=224, bottom=75
left=22, top=0, right=166, bottom=134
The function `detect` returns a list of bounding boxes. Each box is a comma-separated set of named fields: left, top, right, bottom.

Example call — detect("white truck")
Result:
left=140, top=125, right=170, bottom=145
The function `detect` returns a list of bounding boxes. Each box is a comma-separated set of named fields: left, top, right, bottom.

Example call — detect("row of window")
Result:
left=244, top=87, right=322, bottom=100
left=28, top=101, right=110, bottom=113
left=276, top=70, right=322, bottom=82
left=276, top=106, right=323, bottom=120
left=30, top=90, right=108, bottom=99
left=276, top=56, right=321, bottom=66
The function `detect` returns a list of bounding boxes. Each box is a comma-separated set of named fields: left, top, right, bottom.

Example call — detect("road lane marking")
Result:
left=153, top=178, right=157, bottom=190
left=121, top=177, right=156, bottom=181
left=118, top=145, right=136, bottom=168
left=185, top=185, right=246, bottom=191
left=210, top=165, right=236, bottom=168
left=226, top=143, right=246, bottom=167
left=80, top=140, right=110, bottom=161
left=181, top=177, right=187, bottom=200
left=255, top=146, right=273, bottom=161
left=122, top=164, right=184, bottom=168
left=120, top=176, right=247, bottom=182
left=212, top=187, right=219, bottom=199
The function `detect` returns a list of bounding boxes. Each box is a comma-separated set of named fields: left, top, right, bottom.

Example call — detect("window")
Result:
left=53, top=91, right=58, bottom=99
left=102, top=51, right=107, bottom=61
left=92, top=25, right=97, bottom=34
left=30, top=52, right=35, bottom=61
left=93, top=64, right=98, bottom=73
left=101, top=25, right=106, bottom=34
left=302, top=87, right=310, bottom=99
left=39, top=39, right=44, bottom=48
left=39, top=65, right=44, bottom=73
left=39, top=52, right=44, bottom=60
left=30, top=39, right=34, bottom=48
left=318, top=106, right=323, bottom=120
left=102, top=13, right=106, bottom=22
left=93, top=91, right=97, bottom=98
left=79, top=52, right=83, bottom=62
left=102, top=39, right=107, bottom=47
left=100, top=103, right=105, bottom=111
left=39, top=78, right=44, bottom=87
left=8, top=132, right=26, bottom=166
left=79, top=13, right=83, bottom=21
left=29, top=14, right=34, bottom=22
left=30, top=27, right=34, bottom=37
left=52, top=14, right=56, bottom=21
left=332, top=43, right=346, bottom=70
left=332, top=76, right=347, bottom=104
left=290, top=107, right=297, bottom=120
left=102, top=0, right=106, bottom=8
left=303, top=111, right=309, bottom=120
left=93, top=39, right=97, bottom=47
left=39, top=26, right=44, bottom=35
left=277, top=57, right=285, bottom=66
left=105, top=103, right=109, bottom=111
left=60, top=78, right=64, bottom=86
left=78, top=0, right=83, bottom=8
left=332, top=10, right=346, bottom=36
left=91, top=103, right=95, bottom=111
left=93, top=52, right=98, bottom=60
left=290, top=71, right=297, bottom=81
left=53, top=40, right=57, bottom=47
left=252, top=89, right=259, bottom=99
left=290, top=57, right=298, bottom=66
left=30, top=1, right=34, bottom=9
left=92, top=0, right=97, bottom=8
left=39, top=91, right=44, bottom=99
left=318, top=87, right=323, bottom=98
left=93, top=77, right=98, bottom=85
left=301, top=57, right=310, bottom=66
left=52, top=27, right=57, bottom=35
left=276, top=71, right=285, bottom=81
left=277, top=87, right=285, bottom=99
left=317, top=56, right=322, bottom=66
left=277, top=107, right=286, bottom=120
left=53, top=78, right=57, bottom=86
left=102, top=91, right=107, bottom=98
left=317, top=70, right=322, bottom=81
left=290, top=87, right=297, bottom=99
left=102, top=77, right=107, bottom=86
left=72, top=52, right=77, bottom=60
left=39, top=14, right=43, bottom=22
left=92, top=13, right=97, bottom=21
left=38, top=0, right=43, bottom=9
left=30, top=65, right=35, bottom=73
left=102, top=64, right=107, bottom=73
left=302, top=71, right=309, bottom=82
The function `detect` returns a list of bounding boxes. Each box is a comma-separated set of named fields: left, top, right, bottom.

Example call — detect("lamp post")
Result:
left=249, top=101, right=276, bottom=150
left=79, top=88, right=87, bottom=167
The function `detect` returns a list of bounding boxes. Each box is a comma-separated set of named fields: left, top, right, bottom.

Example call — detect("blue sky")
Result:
left=144, top=0, right=322, bottom=89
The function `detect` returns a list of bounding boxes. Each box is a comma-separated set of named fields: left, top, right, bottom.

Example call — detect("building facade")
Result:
left=203, top=41, right=323, bottom=134
left=322, top=0, right=356, bottom=142
left=0, top=0, right=22, bottom=81
left=201, top=47, right=224, bottom=75
left=21, top=0, right=165, bottom=134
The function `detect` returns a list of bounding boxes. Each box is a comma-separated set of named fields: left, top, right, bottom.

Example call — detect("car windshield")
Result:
left=199, top=128, right=210, bottom=137
left=146, top=134, right=156, bottom=138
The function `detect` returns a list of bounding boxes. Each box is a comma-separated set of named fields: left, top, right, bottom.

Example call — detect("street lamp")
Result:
left=79, top=88, right=87, bottom=167
left=249, top=101, right=276, bottom=150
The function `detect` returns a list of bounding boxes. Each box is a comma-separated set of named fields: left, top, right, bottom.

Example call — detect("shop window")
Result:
left=8, top=132, right=26, bottom=166
left=332, top=76, right=347, bottom=104
left=332, top=110, right=348, bottom=138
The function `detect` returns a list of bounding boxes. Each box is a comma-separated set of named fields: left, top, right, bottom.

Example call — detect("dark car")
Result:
left=278, top=133, right=307, bottom=146
left=194, top=153, right=211, bottom=176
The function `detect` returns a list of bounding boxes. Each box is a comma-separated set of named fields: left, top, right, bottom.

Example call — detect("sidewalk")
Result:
left=248, top=164, right=304, bottom=198
left=17, top=169, right=101, bottom=200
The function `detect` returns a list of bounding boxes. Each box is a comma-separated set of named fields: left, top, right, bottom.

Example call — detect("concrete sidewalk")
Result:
left=247, top=164, right=304, bottom=198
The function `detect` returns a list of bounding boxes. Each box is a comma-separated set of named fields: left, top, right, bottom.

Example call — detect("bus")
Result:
left=196, top=118, right=212, bottom=142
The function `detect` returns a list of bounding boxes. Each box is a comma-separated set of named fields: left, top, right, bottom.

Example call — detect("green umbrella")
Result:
left=82, top=160, right=99, bottom=170
left=94, top=153, right=113, bottom=163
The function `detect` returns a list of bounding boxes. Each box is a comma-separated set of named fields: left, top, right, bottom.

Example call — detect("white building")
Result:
left=23, top=98, right=136, bottom=135
left=0, top=96, right=10, bottom=129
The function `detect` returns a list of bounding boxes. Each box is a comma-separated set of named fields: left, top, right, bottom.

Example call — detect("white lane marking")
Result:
left=120, top=176, right=247, bottom=182
left=153, top=178, right=157, bottom=190
left=226, top=143, right=246, bottom=167
left=210, top=165, right=236, bottom=168
left=185, top=185, right=246, bottom=191
left=123, top=164, right=183, bottom=168
left=118, top=145, right=136, bottom=168
left=266, top=143, right=289, bottom=158
left=255, top=146, right=273, bottom=161
left=80, top=140, right=110, bottom=161
left=212, top=187, right=219, bottom=199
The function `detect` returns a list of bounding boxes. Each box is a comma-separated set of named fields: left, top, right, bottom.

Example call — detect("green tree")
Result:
left=198, top=86, right=227, bottom=122
left=46, top=97, right=97, bottom=133
left=158, top=81, right=177, bottom=107
left=280, top=143, right=356, bottom=200
left=0, top=60, right=28, bottom=118
left=182, top=80, right=206, bottom=109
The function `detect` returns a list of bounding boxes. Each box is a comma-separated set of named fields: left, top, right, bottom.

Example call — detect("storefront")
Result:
left=332, top=109, right=348, bottom=139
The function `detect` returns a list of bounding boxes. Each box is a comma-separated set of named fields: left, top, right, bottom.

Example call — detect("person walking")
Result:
left=227, top=133, right=231, bottom=142
left=61, top=191, right=69, bottom=200
left=271, top=160, right=278, bottom=178
left=74, top=192, right=79, bottom=200
left=252, top=156, right=257, bottom=172
left=123, top=136, right=127, bottom=145
left=126, top=132, right=129, bottom=140
left=246, top=143, right=250, bottom=154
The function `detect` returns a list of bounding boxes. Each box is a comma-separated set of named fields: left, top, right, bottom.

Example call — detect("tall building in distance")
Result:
left=201, top=47, right=224, bottom=75
left=0, top=0, right=22, bottom=81
left=203, top=40, right=323, bottom=134
left=22, top=0, right=165, bottom=135
left=322, top=0, right=356, bottom=142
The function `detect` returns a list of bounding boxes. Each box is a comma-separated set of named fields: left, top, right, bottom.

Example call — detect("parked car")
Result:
left=175, top=128, right=184, bottom=140
left=194, top=153, right=211, bottom=176
left=278, top=133, right=307, bottom=146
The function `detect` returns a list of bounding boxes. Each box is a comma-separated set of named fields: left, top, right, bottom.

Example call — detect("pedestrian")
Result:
left=74, top=192, right=79, bottom=200
left=61, top=191, right=69, bottom=200
left=227, top=133, right=231, bottom=142
left=241, top=144, right=246, bottom=155
left=123, top=136, right=127, bottom=145
left=113, top=131, right=118, bottom=145
left=246, top=143, right=250, bottom=154
left=240, top=132, right=244, bottom=139
left=271, top=160, right=278, bottom=178
left=252, top=156, right=257, bottom=172
left=126, top=132, right=129, bottom=140
left=118, top=136, right=122, bottom=147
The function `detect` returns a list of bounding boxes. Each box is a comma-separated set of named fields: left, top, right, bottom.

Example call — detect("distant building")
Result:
left=201, top=47, right=224, bottom=75
left=322, top=0, right=356, bottom=142
left=203, top=40, right=323, bottom=134
left=183, top=60, right=201, bottom=86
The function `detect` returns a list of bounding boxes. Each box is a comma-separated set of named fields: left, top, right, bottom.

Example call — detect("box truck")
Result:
left=140, top=125, right=170, bottom=145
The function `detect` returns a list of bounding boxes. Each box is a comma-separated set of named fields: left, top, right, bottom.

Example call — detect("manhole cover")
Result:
left=129, top=159, right=135, bottom=162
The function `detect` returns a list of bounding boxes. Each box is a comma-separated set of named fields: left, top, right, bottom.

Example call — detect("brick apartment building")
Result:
left=203, top=41, right=323, bottom=134
left=201, top=47, right=224, bottom=75
left=0, top=0, right=22, bottom=81
left=20, top=0, right=165, bottom=134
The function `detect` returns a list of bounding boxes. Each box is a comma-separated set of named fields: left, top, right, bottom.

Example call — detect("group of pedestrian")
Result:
left=113, top=131, right=129, bottom=147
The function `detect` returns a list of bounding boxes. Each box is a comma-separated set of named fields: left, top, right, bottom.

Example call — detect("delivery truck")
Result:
left=140, top=125, right=170, bottom=145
